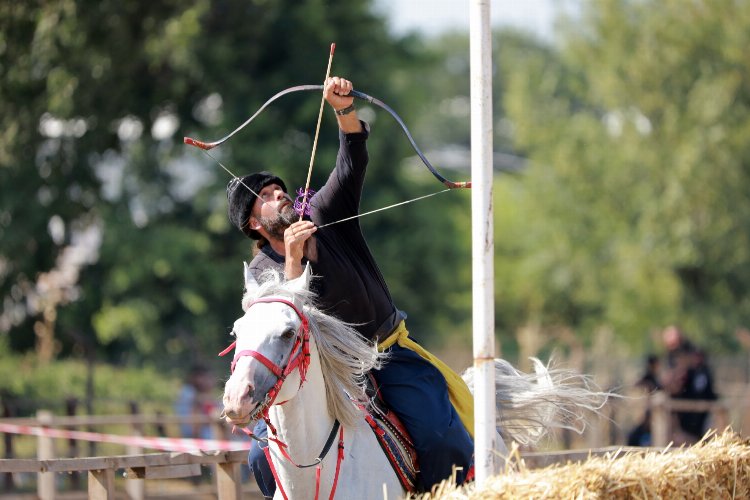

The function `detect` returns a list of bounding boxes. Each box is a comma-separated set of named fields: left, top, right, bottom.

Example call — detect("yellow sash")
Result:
left=378, top=321, right=474, bottom=438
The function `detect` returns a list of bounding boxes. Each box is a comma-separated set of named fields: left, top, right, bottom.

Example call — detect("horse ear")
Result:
left=287, top=262, right=312, bottom=295
left=243, top=262, right=259, bottom=295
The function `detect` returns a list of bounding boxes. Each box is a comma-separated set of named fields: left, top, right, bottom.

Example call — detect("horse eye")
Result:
left=281, top=327, right=295, bottom=340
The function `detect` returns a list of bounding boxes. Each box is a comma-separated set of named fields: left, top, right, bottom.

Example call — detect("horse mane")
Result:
left=242, top=269, right=386, bottom=427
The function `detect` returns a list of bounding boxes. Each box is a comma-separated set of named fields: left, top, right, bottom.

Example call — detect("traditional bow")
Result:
left=184, top=84, right=471, bottom=189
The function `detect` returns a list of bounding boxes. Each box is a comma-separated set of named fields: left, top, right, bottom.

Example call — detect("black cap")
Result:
left=226, top=172, right=287, bottom=239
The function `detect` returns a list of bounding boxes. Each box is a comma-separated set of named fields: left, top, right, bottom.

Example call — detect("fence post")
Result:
left=712, top=402, right=730, bottom=432
left=65, top=398, right=81, bottom=491
left=585, top=415, right=604, bottom=449
left=125, top=401, right=145, bottom=500
left=37, top=410, right=56, bottom=500
left=607, top=398, right=619, bottom=445
left=88, top=469, right=115, bottom=500
left=2, top=396, right=15, bottom=491
left=651, top=392, right=670, bottom=447
left=216, top=462, right=242, bottom=500
left=154, top=410, right=167, bottom=438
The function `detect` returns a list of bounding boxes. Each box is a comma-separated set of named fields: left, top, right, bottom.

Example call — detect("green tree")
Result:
left=499, top=0, right=750, bottom=350
left=1, top=0, right=474, bottom=386
left=1, top=0, right=214, bottom=363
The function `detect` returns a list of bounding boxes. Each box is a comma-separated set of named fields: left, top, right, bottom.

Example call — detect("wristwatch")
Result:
left=335, top=104, right=355, bottom=116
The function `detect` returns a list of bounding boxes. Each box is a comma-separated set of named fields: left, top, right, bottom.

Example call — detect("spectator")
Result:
left=627, top=353, right=662, bottom=447
left=662, top=325, right=695, bottom=369
left=627, top=409, right=653, bottom=447
left=659, top=326, right=719, bottom=443
left=175, top=364, right=219, bottom=440
left=660, top=325, right=695, bottom=396
left=635, top=353, right=662, bottom=393
left=674, top=349, right=717, bottom=441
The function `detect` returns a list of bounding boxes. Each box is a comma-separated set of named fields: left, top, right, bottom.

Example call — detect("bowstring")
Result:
left=201, top=112, right=459, bottom=232
left=203, top=150, right=262, bottom=203
left=316, top=189, right=453, bottom=228
left=208, top=144, right=456, bottom=229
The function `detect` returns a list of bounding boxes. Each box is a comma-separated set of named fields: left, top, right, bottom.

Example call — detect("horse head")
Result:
left=222, top=264, right=313, bottom=426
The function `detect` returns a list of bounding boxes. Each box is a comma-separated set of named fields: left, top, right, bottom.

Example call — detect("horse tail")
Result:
left=462, top=358, right=610, bottom=446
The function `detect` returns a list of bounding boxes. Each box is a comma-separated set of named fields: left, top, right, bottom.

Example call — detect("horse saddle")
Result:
left=360, top=373, right=420, bottom=493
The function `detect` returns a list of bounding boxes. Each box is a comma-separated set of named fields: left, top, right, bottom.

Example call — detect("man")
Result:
left=673, top=348, right=717, bottom=441
left=662, top=325, right=695, bottom=369
left=226, top=77, right=474, bottom=496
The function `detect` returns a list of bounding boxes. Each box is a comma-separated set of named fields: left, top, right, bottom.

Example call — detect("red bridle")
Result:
left=219, top=297, right=311, bottom=421
left=220, top=297, right=345, bottom=500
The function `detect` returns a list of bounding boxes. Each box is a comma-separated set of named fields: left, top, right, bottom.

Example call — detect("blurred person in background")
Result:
left=662, top=325, right=695, bottom=369
left=659, top=326, right=718, bottom=443
left=627, top=353, right=662, bottom=446
left=673, top=348, right=718, bottom=441
left=635, top=353, right=662, bottom=393
left=175, top=364, right=220, bottom=440
left=660, top=325, right=695, bottom=395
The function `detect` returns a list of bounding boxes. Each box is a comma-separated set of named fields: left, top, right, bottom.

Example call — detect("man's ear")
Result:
left=248, top=215, right=261, bottom=232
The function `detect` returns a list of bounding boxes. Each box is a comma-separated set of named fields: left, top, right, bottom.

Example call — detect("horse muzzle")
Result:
left=222, top=375, right=257, bottom=424
left=222, top=409, right=253, bottom=426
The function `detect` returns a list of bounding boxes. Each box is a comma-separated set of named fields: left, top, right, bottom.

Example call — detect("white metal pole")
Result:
left=469, top=0, right=496, bottom=486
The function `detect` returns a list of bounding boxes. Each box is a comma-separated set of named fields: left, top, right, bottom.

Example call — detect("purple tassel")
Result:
left=293, top=187, right=316, bottom=217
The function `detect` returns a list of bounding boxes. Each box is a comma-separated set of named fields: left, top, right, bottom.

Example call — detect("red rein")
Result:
left=219, top=297, right=344, bottom=500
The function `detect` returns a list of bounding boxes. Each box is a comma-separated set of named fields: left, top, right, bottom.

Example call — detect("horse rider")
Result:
left=226, top=76, right=475, bottom=497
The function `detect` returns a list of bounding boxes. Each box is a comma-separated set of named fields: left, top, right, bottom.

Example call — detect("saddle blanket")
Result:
left=361, top=374, right=419, bottom=492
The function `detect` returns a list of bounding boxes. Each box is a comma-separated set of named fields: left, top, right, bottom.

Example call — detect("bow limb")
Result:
left=349, top=88, right=471, bottom=189
left=184, top=85, right=471, bottom=189
left=184, top=85, right=323, bottom=150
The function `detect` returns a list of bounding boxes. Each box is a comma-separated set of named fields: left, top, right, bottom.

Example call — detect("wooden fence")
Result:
left=0, top=448, right=249, bottom=500
left=1, top=391, right=748, bottom=499
left=0, top=410, right=258, bottom=499
left=559, top=384, right=750, bottom=450
left=645, top=390, right=750, bottom=447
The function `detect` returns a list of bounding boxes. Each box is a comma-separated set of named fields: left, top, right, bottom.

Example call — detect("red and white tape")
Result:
left=0, top=422, right=252, bottom=453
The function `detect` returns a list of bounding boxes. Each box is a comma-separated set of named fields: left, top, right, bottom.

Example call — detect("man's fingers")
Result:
left=286, top=222, right=317, bottom=242
left=290, top=221, right=315, bottom=231
left=326, top=76, right=352, bottom=96
left=336, top=79, right=352, bottom=95
left=292, top=227, right=317, bottom=239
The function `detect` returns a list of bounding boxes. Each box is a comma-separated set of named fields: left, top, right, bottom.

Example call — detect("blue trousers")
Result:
left=248, top=421, right=274, bottom=498
left=248, top=343, right=474, bottom=494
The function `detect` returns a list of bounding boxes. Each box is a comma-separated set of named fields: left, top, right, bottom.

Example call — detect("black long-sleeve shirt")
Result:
left=247, top=123, right=405, bottom=342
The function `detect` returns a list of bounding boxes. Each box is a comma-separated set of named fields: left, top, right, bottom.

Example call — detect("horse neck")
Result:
left=263, top=328, right=404, bottom=498
left=268, top=334, right=336, bottom=457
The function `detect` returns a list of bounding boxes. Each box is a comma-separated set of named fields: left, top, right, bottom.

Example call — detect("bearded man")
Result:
left=226, top=76, right=474, bottom=497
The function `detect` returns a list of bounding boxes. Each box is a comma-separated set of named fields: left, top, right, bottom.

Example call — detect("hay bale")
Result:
left=420, top=430, right=750, bottom=499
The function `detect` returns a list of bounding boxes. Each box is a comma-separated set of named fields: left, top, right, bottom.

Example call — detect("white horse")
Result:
left=222, top=264, right=607, bottom=499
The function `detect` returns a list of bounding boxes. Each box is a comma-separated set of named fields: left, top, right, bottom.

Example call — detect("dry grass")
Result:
left=418, top=430, right=750, bottom=499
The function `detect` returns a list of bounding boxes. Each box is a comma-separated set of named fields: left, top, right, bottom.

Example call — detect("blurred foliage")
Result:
left=0, top=342, right=180, bottom=416
left=2, top=0, right=750, bottom=409
left=0, top=0, right=473, bottom=409
left=499, top=0, right=750, bottom=352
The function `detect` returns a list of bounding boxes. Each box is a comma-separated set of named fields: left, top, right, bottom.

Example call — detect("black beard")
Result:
left=258, top=203, right=297, bottom=240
